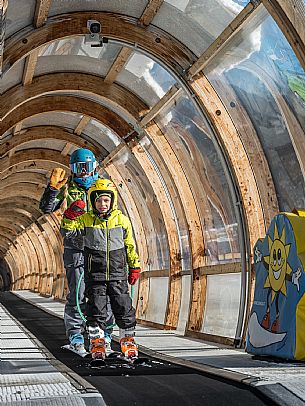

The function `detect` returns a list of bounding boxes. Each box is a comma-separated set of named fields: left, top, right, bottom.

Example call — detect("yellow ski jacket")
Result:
left=61, top=209, right=140, bottom=282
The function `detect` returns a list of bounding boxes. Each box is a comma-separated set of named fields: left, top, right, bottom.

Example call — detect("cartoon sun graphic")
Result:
left=263, top=222, right=292, bottom=301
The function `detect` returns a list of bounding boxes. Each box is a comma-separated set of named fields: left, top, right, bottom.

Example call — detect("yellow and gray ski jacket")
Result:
left=61, top=209, right=140, bottom=282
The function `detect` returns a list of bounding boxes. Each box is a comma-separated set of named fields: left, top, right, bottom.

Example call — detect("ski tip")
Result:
left=61, top=344, right=89, bottom=358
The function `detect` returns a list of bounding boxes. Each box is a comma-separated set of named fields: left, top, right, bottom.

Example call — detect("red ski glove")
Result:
left=128, top=268, right=141, bottom=285
left=64, top=200, right=86, bottom=220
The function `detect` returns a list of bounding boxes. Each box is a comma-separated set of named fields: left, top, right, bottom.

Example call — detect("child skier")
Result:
left=61, top=179, right=141, bottom=360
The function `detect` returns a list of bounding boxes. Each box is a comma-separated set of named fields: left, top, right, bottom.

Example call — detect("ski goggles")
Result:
left=70, top=161, right=97, bottom=175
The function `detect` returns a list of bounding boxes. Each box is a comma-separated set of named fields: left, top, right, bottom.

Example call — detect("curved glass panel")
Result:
left=5, top=0, right=35, bottom=39
left=202, top=273, right=241, bottom=337
left=156, top=92, right=240, bottom=265
left=22, top=112, right=82, bottom=130
left=107, top=146, right=170, bottom=272
left=117, top=52, right=176, bottom=107
left=205, top=6, right=305, bottom=211
left=143, top=277, right=168, bottom=324
left=47, top=90, right=137, bottom=127
left=37, top=37, right=122, bottom=79
left=138, top=135, right=192, bottom=271
left=0, top=59, right=25, bottom=94
left=85, top=119, right=120, bottom=152
left=153, top=0, right=250, bottom=56
left=49, top=0, right=148, bottom=18
left=14, top=139, right=67, bottom=152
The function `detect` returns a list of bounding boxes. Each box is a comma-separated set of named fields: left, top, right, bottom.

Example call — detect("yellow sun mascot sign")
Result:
left=246, top=209, right=305, bottom=360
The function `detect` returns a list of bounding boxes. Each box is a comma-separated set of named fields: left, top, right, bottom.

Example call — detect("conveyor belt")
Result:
left=0, top=292, right=274, bottom=406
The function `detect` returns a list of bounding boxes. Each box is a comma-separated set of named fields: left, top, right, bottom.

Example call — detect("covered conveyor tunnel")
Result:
left=0, top=0, right=305, bottom=361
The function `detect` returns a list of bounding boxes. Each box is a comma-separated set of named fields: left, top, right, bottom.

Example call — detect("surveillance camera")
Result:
left=87, top=20, right=101, bottom=34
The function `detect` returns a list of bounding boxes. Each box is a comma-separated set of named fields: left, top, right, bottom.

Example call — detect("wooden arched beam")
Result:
left=145, top=122, right=206, bottom=329
left=0, top=126, right=102, bottom=158
left=0, top=224, right=19, bottom=238
left=191, top=74, right=266, bottom=251
left=11, top=236, right=28, bottom=289
left=0, top=199, right=41, bottom=218
left=0, top=149, right=69, bottom=173
left=18, top=233, right=38, bottom=290
left=0, top=212, right=33, bottom=229
left=0, top=182, right=44, bottom=200
left=0, top=160, right=67, bottom=180
left=0, top=207, right=35, bottom=220
left=0, top=237, right=15, bottom=254
left=130, top=143, right=182, bottom=328
left=26, top=226, right=46, bottom=292
left=0, top=172, right=46, bottom=188
left=1, top=73, right=149, bottom=121
left=3, top=251, right=18, bottom=284
left=0, top=95, right=131, bottom=137
left=3, top=12, right=195, bottom=75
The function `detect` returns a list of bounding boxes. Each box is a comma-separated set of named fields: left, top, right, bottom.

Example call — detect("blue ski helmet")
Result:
left=70, top=148, right=98, bottom=189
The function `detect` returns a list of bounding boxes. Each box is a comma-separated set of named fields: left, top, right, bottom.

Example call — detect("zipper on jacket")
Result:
left=88, top=254, right=92, bottom=273
left=84, top=191, right=89, bottom=212
left=106, top=220, right=110, bottom=281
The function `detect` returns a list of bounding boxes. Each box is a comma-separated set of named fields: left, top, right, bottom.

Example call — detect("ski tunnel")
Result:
left=0, top=0, right=305, bottom=353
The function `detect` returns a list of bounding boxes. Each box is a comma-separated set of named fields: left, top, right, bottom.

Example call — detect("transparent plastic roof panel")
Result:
left=156, top=91, right=241, bottom=265
left=138, top=135, right=192, bottom=272
left=204, top=6, right=305, bottom=212
left=21, top=112, right=83, bottom=131
left=37, top=37, right=122, bottom=78
left=152, top=0, right=250, bottom=57
left=5, top=0, right=36, bottom=39
left=14, top=139, right=67, bottom=153
left=108, top=147, right=170, bottom=272
left=116, top=52, right=176, bottom=107
left=49, top=0, right=149, bottom=18
left=46, top=90, right=137, bottom=128
left=85, top=119, right=120, bottom=153
left=0, top=59, right=25, bottom=94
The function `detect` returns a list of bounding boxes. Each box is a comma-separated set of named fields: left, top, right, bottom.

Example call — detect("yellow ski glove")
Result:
left=49, top=168, right=68, bottom=190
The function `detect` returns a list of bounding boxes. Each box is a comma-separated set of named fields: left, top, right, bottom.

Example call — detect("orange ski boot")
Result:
left=120, top=336, right=138, bottom=359
left=90, top=337, right=106, bottom=360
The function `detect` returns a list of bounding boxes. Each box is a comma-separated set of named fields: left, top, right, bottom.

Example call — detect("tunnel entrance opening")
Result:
left=0, top=259, right=11, bottom=291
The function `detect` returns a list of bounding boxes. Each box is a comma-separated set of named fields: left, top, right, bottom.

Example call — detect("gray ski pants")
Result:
left=63, top=248, right=114, bottom=340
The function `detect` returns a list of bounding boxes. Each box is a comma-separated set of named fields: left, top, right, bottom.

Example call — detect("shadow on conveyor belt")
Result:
left=1, top=292, right=274, bottom=406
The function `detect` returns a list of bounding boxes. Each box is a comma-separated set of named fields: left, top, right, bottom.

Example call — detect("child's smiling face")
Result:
left=95, top=195, right=111, bottom=213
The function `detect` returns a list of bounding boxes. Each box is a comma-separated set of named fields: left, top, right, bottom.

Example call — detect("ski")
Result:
left=107, top=351, right=149, bottom=365
left=61, top=344, right=89, bottom=358
left=89, top=351, right=149, bottom=367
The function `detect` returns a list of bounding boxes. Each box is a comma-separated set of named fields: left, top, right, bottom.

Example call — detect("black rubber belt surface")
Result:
left=1, top=292, right=272, bottom=406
